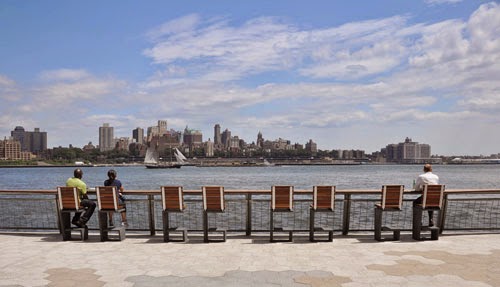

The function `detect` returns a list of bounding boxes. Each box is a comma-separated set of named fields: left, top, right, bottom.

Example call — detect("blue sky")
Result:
left=1, top=0, right=499, bottom=155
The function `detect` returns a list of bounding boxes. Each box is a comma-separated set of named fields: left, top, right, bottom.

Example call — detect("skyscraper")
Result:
left=214, top=124, right=221, bottom=146
left=133, top=127, right=144, bottom=144
left=158, top=120, right=167, bottom=136
left=10, top=126, right=47, bottom=153
left=99, top=123, right=114, bottom=152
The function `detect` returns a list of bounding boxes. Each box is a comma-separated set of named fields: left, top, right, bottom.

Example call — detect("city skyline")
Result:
left=1, top=1, right=499, bottom=155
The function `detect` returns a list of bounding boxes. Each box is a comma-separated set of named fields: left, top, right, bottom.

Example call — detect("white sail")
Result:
left=175, top=148, right=187, bottom=160
left=144, top=147, right=159, bottom=164
left=174, top=148, right=187, bottom=164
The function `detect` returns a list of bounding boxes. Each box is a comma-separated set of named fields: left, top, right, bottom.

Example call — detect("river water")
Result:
left=1, top=164, right=499, bottom=190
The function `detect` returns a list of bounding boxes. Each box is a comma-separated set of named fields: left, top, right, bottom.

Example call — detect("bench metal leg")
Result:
left=310, top=209, right=334, bottom=242
left=309, top=209, right=314, bottom=242
left=374, top=208, right=382, bottom=241
left=375, top=208, right=401, bottom=241
left=163, top=210, right=170, bottom=242
left=61, top=212, right=72, bottom=241
left=98, top=211, right=126, bottom=241
left=413, top=207, right=439, bottom=241
left=98, top=211, right=109, bottom=242
left=270, top=210, right=293, bottom=243
left=163, top=210, right=188, bottom=242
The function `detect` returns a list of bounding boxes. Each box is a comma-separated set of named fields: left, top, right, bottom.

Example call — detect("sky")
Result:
left=0, top=0, right=499, bottom=156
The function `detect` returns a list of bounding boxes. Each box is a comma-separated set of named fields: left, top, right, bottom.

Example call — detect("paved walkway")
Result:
left=1, top=231, right=500, bottom=287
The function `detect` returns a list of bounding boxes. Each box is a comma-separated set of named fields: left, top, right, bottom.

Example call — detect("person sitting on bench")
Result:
left=66, top=168, right=96, bottom=228
left=413, top=164, right=439, bottom=226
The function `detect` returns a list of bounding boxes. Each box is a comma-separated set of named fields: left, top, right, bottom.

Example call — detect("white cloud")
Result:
left=425, top=0, right=463, bottom=5
left=38, top=69, right=91, bottom=82
left=0, top=74, right=19, bottom=102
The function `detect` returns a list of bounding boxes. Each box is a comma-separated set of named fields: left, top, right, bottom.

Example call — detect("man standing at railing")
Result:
left=413, top=164, right=439, bottom=226
left=66, top=168, right=96, bottom=228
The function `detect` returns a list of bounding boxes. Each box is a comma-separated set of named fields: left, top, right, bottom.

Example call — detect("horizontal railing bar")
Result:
left=3, top=188, right=500, bottom=195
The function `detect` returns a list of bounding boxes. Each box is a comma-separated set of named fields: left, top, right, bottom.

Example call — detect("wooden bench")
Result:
left=270, top=185, right=294, bottom=242
left=161, top=186, right=188, bottom=242
left=57, top=186, right=88, bottom=241
left=374, top=185, right=404, bottom=241
left=412, top=184, right=445, bottom=240
left=96, top=186, right=126, bottom=241
left=309, top=186, right=335, bottom=242
left=202, top=186, right=226, bottom=242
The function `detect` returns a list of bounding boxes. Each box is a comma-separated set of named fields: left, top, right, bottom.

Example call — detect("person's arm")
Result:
left=415, top=175, right=424, bottom=191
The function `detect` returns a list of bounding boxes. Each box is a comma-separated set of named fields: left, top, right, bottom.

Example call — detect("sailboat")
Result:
left=144, top=144, right=184, bottom=169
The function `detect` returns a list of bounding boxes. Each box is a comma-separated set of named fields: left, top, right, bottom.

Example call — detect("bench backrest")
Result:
left=422, top=184, right=445, bottom=209
left=57, top=186, right=80, bottom=210
left=202, top=186, right=225, bottom=212
left=380, top=185, right=404, bottom=210
left=96, top=186, right=123, bottom=211
left=272, top=185, right=294, bottom=211
left=161, top=186, right=184, bottom=211
left=313, top=185, right=335, bottom=211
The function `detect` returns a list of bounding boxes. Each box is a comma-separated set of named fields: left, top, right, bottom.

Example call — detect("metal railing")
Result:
left=1, top=188, right=500, bottom=235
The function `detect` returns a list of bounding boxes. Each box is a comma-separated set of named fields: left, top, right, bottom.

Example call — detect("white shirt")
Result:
left=415, top=171, right=439, bottom=191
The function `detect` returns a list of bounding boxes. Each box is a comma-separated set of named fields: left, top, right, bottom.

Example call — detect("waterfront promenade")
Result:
left=1, top=231, right=500, bottom=287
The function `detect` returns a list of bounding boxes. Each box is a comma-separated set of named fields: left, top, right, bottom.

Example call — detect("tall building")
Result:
left=147, top=120, right=167, bottom=142
left=305, top=139, right=317, bottom=154
left=257, top=131, right=263, bottom=148
left=158, top=120, right=167, bottom=136
left=10, top=126, right=47, bottom=153
left=183, top=126, right=203, bottom=148
left=221, top=129, right=231, bottom=148
left=214, top=124, right=221, bottom=146
left=132, top=127, right=144, bottom=144
left=205, top=139, right=214, bottom=157
left=99, top=123, right=114, bottom=152
left=384, top=137, right=432, bottom=163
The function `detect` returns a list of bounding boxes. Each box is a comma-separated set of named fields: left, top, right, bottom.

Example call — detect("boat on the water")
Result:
left=144, top=144, right=187, bottom=169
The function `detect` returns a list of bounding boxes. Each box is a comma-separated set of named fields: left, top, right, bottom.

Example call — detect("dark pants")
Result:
left=413, top=196, right=434, bottom=224
left=72, top=199, right=96, bottom=223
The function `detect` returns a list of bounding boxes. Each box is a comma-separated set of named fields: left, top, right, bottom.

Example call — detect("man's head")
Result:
left=423, top=164, right=432, bottom=173
left=73, top=168, right=83, bottom=179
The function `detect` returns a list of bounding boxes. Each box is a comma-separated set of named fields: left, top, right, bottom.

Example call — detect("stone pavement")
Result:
left=1, top=231, right=500, bottom=287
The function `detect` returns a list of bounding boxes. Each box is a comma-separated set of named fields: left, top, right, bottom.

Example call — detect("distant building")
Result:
left=214, top=124, right=221, bottom=146
left=305, top=139, right=317, bottom=155
left=115, top=137, right=130, bottom=151
left=158, top=120, right=167, bottom=136
left=257, top=131, right=264, bottom=148
left=133, top=127, right=144, bottom=145
left=82, top=142, right=96, bottom=152
left=205, top=139, right=214, bottom=157
left=0, top=137, right=35, bottom=160
left=221, top=129, right=231, bottom=149
left=384, top=137, right=432, bottom=163
left=147, top=120, right=168, bottom=142
left=183, top=126, right=203, bottom=148
left=10, top=126, right=47, bottom=153
left=99, top=123, right=114, bottom=152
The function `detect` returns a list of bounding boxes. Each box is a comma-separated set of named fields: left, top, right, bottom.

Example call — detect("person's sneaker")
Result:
left=71, top=218, right=79, bottom=226
left=108, top=221, right=115, bottom=228
left=429, top=219, right=435, bottom=227
left=121, top=222, right=129, bottom=227
left=74, top=219, right=87, bottom=228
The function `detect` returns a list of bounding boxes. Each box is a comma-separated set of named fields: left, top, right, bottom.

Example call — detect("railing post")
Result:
left=148, top=194, right=156, bottom=236
left=439, top=194, right=448, bottom=234
left=246, top=194, right=252, bottom=236
left=342, top=194, right=351, bottom=235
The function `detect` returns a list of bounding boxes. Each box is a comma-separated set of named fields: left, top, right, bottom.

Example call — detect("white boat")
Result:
left=144, top=144, right=184, bottom=169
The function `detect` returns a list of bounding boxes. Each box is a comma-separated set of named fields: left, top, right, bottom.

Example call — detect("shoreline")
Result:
left=1, top=162, right=499, bottom=168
